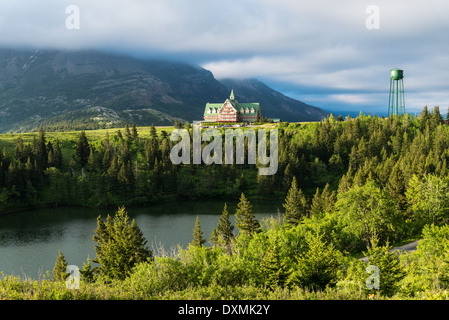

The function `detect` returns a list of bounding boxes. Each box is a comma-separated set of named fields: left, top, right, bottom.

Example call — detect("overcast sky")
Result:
left=0, top=0, right=448, bottom=116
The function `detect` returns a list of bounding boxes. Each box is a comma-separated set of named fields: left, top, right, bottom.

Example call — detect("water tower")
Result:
left=388, top=68, right=405, bottom=116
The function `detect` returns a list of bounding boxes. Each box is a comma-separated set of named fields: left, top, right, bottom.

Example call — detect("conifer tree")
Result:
left=260, top=235, right=290, bottom=289
left=309, top=187, right=322, bottom=217
left=75, top=131, right=90, bottom=168
left=131, top=124, right=138, bottom=141
left=53, top=139, right=63, bottom=169
left=87, top=145, right=95, bottom=171
left=36, top=127, right=48, bottom=169
left=52, top=250, right=69, bottom=281
left=80, top=259, right=94, bottom=283
left=124, top=123, right=132, bottom=141
left=287, top=231, right=340, bottom=290
left=191, top=216, right=206, bottom=247
left=283, top=176, right=308, bottom=227
left=235, top=192, right=261, bottom=237
left=150, top=123, right=158, bottom=140
left=92, top=206, right=152, bottom=281
left=363, top=236, right=406, bottom=296
left=212, top=203, right=235, bottom=254
left=47, top=150, right=54, bottom=169
left=14, top=136, right=25, bottom=163
left=209, top=227, right=219, bottom=247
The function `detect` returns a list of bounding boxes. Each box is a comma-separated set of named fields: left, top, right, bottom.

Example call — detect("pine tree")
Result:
left=287, top=231, right=340, bottom=290
left=214, top=203, right=235, bottom=254
left=150, top=123, right=158, bottom=140
left=92, top=206, right=152, bottom=281
left=309, top=187, right=322, bottom=217
left=131, top=124, right=138, bottom=141
left=209, top=227, right=219, bottom=247
left=46, top=141, right=54, bottom=162
left=52, top=250, right=69, bottom=281
left=53, top=139, right=63, bottom=169
left=430, top=106, right=443, bottom=129
left=47, top=150, right=54, bottom=168
left=80, top=259, right=94, bottom=283
left=36, top=127, right=48, bottom=169
left=191, top=216, right=206, bottom=247
left=260, top=235, right=290, bottom=289
left=363, top=236, right=406, bottom=296
left=14, top=136, right=25, bottom=163
left=235, top=192, right=261, bottom=237
left=75, top=131, right=90, bottom=168
left=420, top=105, right=431, bottom=128
left=87, top=145, right=95, bottom=171
left=283, top=176, right=308, bottom=226
left=124, top=123, right=132, bottom=141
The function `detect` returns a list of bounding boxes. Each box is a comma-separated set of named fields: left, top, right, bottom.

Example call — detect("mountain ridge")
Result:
left=0, top=49, right=328, bottom=132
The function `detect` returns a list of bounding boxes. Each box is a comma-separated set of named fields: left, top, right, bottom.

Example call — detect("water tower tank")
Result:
left=390, top=68, right=404, bottom=80
left=388, top=68, right=405, bottom=116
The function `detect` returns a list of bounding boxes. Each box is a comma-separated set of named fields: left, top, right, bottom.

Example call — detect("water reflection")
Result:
left=0, top=200, right=282, bottom=278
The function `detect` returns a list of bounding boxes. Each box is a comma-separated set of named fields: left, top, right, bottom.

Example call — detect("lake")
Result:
left=0, top=199, right=283, bottom=279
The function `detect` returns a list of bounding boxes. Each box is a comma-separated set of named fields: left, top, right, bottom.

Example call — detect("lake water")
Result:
left=0, top=200, right=282, bottom=279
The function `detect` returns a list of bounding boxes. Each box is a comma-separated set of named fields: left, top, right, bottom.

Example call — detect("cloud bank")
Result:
left=0, top=0, right=448, bottom=115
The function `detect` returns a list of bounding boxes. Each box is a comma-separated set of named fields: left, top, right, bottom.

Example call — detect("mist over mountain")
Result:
left=0, top=49, right=328, bottom=132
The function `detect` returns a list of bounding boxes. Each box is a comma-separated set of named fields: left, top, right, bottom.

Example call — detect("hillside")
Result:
left=0, top=49, right=328, bottom=132
left=220, top=78, right=325, bottom=122
left=1, top=112, right=449, bottom=301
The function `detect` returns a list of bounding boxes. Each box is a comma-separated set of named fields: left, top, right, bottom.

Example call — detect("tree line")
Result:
left=3, top=105, right=449, bottom=298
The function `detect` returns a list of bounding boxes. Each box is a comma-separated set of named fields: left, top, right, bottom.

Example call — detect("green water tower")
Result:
left=388, top=68, right=405, bottom=116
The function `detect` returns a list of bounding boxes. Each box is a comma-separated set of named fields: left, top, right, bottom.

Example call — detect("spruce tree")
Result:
left=36, top=127, right=48, bottom=169
left=191, top=216, right=206, bottom=247
left=309, top=187, right=322, bottom=217
left=75, top=131, right=90, bottom=168
left=80, top=259, right=94, bottom=283
left=92, top=206, right=152, bottom=281
left=287, top=231, right=340, bottom=290
left=214, top=203, right=235, bottom=254
left=124, top=123, right=132, bottom=141
left=363, top=236, right=406, bottom=296
left=53, top=139, right=63, bottom=169
left=52, top=250, right=69, bottom=281
left=260, top=235, right=290, bottom=289
left=150, top=123, right=158, bottom=140
left=87, top=145, right=95, bottom=171
left=14, top=136, right=25, bottom=163
left=235, top=192, right=261, bottom=237
left=283, top=176, right=308, bottom=227
left=47, top=151, right=54, bottom=169
left=131, top=124, right=138, bottom=141
left=209, top=227, right=219, bottom=247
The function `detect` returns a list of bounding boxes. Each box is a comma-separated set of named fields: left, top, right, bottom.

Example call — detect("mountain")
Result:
left=220, top=78, right=327, bottom=122
left=0, top=49, right=328, bottom=132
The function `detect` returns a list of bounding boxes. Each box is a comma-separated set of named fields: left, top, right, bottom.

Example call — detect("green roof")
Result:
left=203, top=91, right=260, bottom=116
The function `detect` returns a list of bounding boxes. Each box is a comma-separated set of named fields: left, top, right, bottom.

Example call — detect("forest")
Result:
left=1, top=106, right=449, bottom=299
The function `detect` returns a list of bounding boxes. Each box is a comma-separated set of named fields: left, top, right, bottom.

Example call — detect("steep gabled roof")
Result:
left=203, top=90, right=260, bottom=117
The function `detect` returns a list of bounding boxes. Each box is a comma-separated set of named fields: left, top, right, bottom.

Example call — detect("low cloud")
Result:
left=0, top=0, right=447, bottom=115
